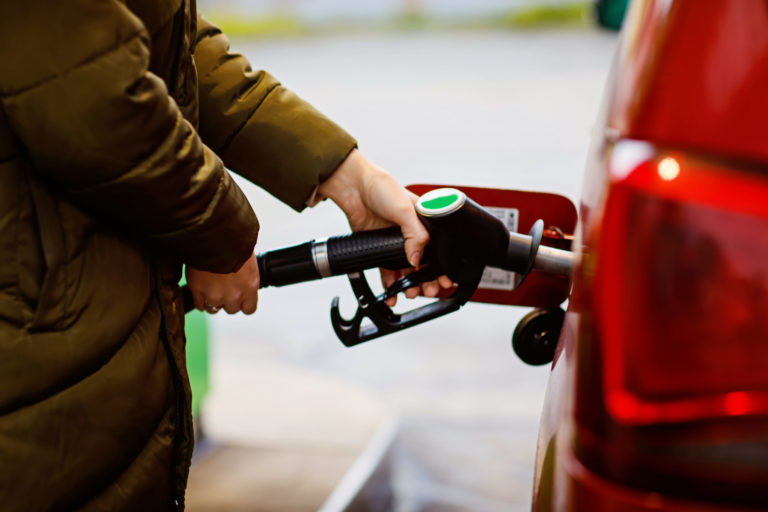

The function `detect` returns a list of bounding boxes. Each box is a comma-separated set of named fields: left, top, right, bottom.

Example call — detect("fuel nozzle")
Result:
left=415, top=187, right=574, bottom=287
left=415, top=188, right=511, bottom=280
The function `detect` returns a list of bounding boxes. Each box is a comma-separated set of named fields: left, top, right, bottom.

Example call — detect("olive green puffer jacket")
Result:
left=0, top=0, right=356, bottom=510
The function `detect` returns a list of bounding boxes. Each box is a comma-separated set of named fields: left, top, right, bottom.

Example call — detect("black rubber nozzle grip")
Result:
left=327, top=226, right=409, bottom=275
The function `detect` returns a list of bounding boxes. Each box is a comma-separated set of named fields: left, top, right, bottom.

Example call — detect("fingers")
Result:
left=380, top=267, right=454, bottom=304
left=421, top=276, right=455, bottom=298
left=185, top=253, right=261, bottom=315
left=422, top=280, right=440, bottom=298
left=222, top=294, right=241, bottom=315
left=238, top=286, right=259, bottom=315
left=203, top=288, right=259, bottom=315
left=241, top=295, right=258, bottom=315
left=394, top=267, right=420, bottom=299
left=439, top=275, right=454, bottom=289
left=198, top=291, right=258, bottom=315
left=201, top=291, right=225, bottom=314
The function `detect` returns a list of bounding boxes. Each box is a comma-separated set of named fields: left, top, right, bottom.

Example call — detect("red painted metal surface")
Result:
left=533, top=0, right=768, bottom=510
left=609, top=0, right=768, bottom=162
left=407, top=184, right=577, bottom=308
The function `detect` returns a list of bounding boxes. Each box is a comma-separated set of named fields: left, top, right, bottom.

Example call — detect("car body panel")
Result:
left=532, top=1, right=768, bottom=510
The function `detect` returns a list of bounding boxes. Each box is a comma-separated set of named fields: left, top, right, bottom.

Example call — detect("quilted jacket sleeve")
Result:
left=0, top=0, right=258, bottom=273
left=193, top=14, right=358, bottom=212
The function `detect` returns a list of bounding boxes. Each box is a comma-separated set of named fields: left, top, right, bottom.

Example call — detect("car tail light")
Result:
left=597, top=149, right=768, bottom=424
left=575, top=141, right=768, bottom=506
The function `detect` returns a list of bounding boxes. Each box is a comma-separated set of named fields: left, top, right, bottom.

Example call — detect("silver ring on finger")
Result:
left=203, top=301, right=221, bottom=314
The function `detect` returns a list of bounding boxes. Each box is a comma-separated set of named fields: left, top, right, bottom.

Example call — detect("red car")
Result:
left=532, top=1, right=768, bottom=510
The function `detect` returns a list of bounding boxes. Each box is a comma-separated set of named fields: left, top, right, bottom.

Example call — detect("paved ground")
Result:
left=187, top=28, right=618, bottom=511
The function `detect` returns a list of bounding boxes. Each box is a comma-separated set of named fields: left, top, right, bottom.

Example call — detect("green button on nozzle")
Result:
left=416, top=188, right=466, bottom=218
left=421, top=193, right=460, bottom=211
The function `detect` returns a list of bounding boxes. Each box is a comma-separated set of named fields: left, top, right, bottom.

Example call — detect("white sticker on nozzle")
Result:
left=479, top=207, right=520, bottom=291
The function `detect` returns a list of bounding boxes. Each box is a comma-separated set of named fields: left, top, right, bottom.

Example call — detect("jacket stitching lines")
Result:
left=218, top=82, right=280, bottom=155
left=201, top=53, right=246, bottom=81
left=0, top=31, right=146, bottom=98
left=193, top=25, right=221, bottom=47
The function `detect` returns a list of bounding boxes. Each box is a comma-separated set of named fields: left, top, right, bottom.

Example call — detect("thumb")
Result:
left=396, top=203, right=430, bottom=267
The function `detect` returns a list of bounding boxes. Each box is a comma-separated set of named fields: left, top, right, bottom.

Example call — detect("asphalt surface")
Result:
left=187, top=28, right=618, bottom=511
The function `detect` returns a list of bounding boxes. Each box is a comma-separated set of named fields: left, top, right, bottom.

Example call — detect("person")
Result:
left=0, top=1, right=449, bottom=510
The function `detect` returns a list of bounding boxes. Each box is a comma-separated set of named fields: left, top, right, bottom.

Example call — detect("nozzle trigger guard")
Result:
left=330, top=266, right=482, bottom=347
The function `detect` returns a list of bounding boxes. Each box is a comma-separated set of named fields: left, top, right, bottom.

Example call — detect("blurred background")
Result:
left=184, top=1, right=626, bottom=511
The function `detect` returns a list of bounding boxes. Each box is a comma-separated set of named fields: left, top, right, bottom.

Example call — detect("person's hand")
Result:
left=185, top=252, right=260, bottom=314
left=318, top=149, right=453, bottom=305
